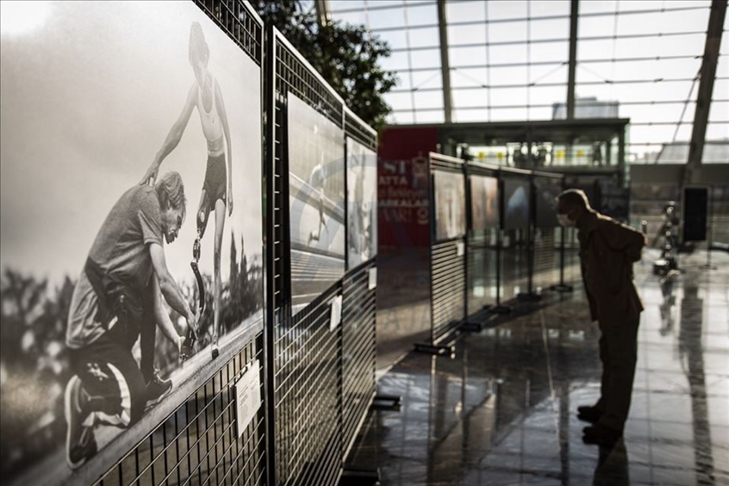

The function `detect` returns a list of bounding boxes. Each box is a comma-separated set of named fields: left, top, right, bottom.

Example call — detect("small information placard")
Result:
left=368, top=267, right=377, bottom=290
left=456, top=242, right=465, bottom=257
left=329, top=294, right=343, bottom=331
left=235, top=359, right=261, bottom=438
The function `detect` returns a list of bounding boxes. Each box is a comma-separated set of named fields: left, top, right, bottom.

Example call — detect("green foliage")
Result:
left=254, top=0, right=398, bottom=131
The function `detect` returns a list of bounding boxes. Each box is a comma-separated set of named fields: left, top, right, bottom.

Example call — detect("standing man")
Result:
left=555, top=189, right=646, bottom=447
left=64, top=172, right=198, bottom=469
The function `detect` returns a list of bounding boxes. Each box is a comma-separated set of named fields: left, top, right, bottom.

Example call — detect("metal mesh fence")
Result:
left=466, top=231, right=498, bottom=316
left=532, top=227, right=558, bottom=293
left=499, top=229, right=530, bottom=301
left=341, top=260, right=377, bottom=459
left=264, top=22, right=379, bottom=486
left=95, top=335, right=266, bottom=486
left=431, top=241, right=467, bottom=344
left=429, top=154, right=467, bottom=344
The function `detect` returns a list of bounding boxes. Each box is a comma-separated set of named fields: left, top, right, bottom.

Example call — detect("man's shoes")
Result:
left=577, top=405, right=603, bottom=423
left=65, top=376, right=97, bottom=469
left=582, top=424, right=622, bottom=448
left=146, top=369, right=172, bottom=404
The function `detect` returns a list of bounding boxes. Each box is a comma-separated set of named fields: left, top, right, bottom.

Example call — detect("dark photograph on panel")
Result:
left=469, top=175, right=499, bottom=232
left=434, top=170, right=466, bottom=241
left=0, top=2, right=263, bottom=483
left=347, top=138, right=378, bottom=269
left=287, top=93, right=345, bottom=313
left=682, top=187, right=708, bottom=242
left=502, top=177, right=531, bottom=230
left=534, top=177, right=562, bottom=228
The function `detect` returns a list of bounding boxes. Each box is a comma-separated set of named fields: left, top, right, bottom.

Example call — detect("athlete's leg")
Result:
left=211, top=198, right=226, bottom=358
left=196, top=189, right=212, bottom=241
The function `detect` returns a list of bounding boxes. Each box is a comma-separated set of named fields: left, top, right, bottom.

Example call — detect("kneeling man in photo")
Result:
left=63, top=172, right=198, bottom=469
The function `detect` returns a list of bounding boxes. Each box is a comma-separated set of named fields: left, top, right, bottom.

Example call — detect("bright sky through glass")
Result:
left=328, top=0, right=729, bottom=160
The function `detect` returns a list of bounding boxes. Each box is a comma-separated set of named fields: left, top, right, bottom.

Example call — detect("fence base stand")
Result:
left=489, top=305, right=512, bottom=315
left=371, top=394, right=402, bottom=412
left=550, top=284, right=573, bottom=293
left=517, top=292, right=542, bottom=302
left=339, top=468, right=380, bottom=486
left=414, top=342, right=455, bottom=357
left=461, top=321, right=485, bottom=332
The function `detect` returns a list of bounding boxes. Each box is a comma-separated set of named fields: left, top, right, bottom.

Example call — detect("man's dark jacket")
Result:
left=578, top=210, right=646, bottom=323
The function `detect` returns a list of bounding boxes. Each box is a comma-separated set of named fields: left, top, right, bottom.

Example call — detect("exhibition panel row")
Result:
left=0, top=2, right=376, bottom=486
left=409, top=154, right=568, bottom=352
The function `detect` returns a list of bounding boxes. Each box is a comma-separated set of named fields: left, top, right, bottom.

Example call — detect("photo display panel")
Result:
left=434, top=169, right=466, bottom=241
left=287, top=93, right=345, bottom=313
left=0, top=2, right=263, bottom=482
left=502, top=177, right=532, bottom=230
left=534, top=177, right=562, bottom=228
left=346, top=137, right=378, bottom=269
left=469, top=175, right=499, bottom=232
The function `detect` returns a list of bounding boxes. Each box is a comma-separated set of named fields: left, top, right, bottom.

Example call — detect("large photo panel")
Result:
left=287, top=93, right=345, bottom=313
left=346, top=137, right=378, bottom=269
left=502, top=177, right=532, bottom=230
left=469, top=175, right=499, bottom=232
left=434, top=170, right=466, bottom=241
left=0, top=2, right=263, bottom=483
left=534, top=177, right=562, bottom=228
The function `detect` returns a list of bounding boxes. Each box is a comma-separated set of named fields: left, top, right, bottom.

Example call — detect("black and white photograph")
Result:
left=434, top=170, right=466, bottom=241
left=469, top=175, right=499, bottom=232
left=287, top=93, right=346, bottom=313
left=534, top=177, right=563, bottom=228
left=0, top=2, right=263, bottom=483
left=502, top=178, right=532, bottom=230
left=346, top=137, right=378, bottom=269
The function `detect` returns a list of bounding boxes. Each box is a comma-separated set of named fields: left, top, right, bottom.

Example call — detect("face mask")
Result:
left=557, top=213, right=575, bottom=227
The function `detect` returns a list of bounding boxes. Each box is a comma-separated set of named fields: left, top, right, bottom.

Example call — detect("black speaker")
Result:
left=682, top=187, right=708, bottom=242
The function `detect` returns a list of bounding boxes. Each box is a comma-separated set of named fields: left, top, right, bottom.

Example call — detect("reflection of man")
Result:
left=64, top=172, right=198, bottom=469
left=556, top=189, right=645, bottom=448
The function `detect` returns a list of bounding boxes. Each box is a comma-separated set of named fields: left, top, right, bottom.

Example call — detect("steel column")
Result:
left=437, top=0, right=453, bottom=123
left=566, top=0, right=579, bottom=120
left=684, top=0, right=727, bottom=184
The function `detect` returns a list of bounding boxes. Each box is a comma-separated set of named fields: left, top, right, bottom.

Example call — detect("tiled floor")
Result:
left=348, top=250, right=729, bottom=485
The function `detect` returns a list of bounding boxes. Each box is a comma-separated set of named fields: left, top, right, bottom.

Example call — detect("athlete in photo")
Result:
left=307, top=156, right=328, bottom=246
left=141, top=21, right=232, bottom=358
left=64, top=172, right=198, bottom=469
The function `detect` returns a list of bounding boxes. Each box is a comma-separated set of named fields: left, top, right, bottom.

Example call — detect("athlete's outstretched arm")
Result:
left=150, top=274, right=183, bottom=352
left=149, top=243, right=198, bottom=332
left=141, top=84, right=198, bottom=184
left=215, top=79, right=233, bottom=215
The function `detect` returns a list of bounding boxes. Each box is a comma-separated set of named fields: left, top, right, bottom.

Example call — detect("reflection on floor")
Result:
left=348, top=250, right=729, bottom=485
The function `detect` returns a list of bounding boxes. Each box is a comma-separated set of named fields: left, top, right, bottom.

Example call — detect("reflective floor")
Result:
left=348, top=250, right=729, bottom=485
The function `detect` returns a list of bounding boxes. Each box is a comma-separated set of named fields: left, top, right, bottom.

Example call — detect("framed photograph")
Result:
left=346, top=137, right=378, bottom=269
left=287, top=93, right=345, bottom=313
left=469, top=175, right=499, bottom=232
left=534, top=176, right=562, bottom=228
left=502, top=177, right=531, bottom=230
left=0, top=2, right=263, bottom=482
left=433, top=170, right=466, bottom=241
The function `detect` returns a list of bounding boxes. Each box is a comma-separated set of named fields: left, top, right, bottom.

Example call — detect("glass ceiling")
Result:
left=328, top=0, right=729, bottom=162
